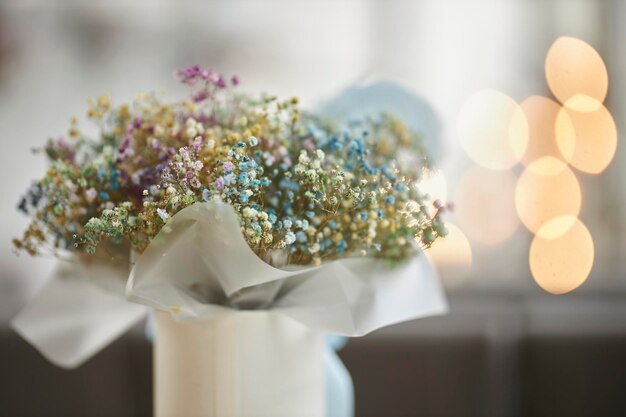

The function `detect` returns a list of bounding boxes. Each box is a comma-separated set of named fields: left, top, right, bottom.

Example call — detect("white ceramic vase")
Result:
left=154, top=311, right=326, bottom=417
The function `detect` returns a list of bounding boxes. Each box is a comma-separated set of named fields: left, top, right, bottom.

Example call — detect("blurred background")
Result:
left=1, top=1, right=625, bottom=416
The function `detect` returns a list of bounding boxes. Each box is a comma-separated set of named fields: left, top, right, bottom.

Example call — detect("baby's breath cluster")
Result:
left=14, top=65, right=447, bottom=266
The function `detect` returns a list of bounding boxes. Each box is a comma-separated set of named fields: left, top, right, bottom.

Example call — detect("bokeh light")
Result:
left=515, top=157, right=581, bottom=237
left=458, top=90, right=529, bottom=170
left=519, top=95, right=575, bottom=166
left=545, top=36, right=608, bottom=112
left=455, top=166, right=518, bottom=245
left=529, top=216, right=594, bottom=294
left=418, top=169, right=448, bottom=205
left=555, top=98, right=618, bottom=174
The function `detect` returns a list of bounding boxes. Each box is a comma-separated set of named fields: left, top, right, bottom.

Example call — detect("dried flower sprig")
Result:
left=14, top=66, right=447, bottom=266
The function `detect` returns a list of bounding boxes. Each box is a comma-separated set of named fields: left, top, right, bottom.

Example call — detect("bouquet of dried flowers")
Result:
left=14, top=65, right=447, bottom=267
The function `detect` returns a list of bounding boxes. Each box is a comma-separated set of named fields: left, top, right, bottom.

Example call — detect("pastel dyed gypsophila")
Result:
left=13, top=66, right=447, bottom=266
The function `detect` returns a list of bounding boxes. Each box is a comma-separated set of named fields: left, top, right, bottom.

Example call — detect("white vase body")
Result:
left=154, top=311, right=325, bottom=417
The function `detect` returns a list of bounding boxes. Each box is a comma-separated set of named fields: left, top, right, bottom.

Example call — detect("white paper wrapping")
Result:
left=155, top=311, right=325, bottom=417
left=127, top=201, right=448, bottom=336
left=11, top=259, right=148, bottom=369
left=11, top=198, right=446, bottom=371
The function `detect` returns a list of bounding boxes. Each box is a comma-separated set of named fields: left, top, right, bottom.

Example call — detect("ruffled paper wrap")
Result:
left=11, top=258, right=148, bottom=369
left=127, top=201, right=447, bottom=334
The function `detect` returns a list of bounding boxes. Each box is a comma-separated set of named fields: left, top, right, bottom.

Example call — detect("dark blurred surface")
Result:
left=523, top=335, right=626, bottom=417
left=0, top=324, right=152, bottom=417
left=2, top=292, right=626, bottom=417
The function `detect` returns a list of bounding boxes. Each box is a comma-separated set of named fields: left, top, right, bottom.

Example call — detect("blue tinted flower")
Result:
left=296, top=231, right=307, bottom=243
left=202, top=188, right=211, bottom=201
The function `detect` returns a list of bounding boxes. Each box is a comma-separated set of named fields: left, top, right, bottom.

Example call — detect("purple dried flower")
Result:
left=57, top=137, right=68, bottom=148
left=205, top=70, right=220, bottom=84
left=192, top=90, right=209, bottom=103
left=132, top=117, right=143, bottom=129
left=215, top=177, right=225, bottom=190
left=151, top=138, right=162, bottom=150
left=176, top=65, right=202, bottom=85
left=119, top=135, right=131, bottom=152
left=191, top=137, right=203, bottom=152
